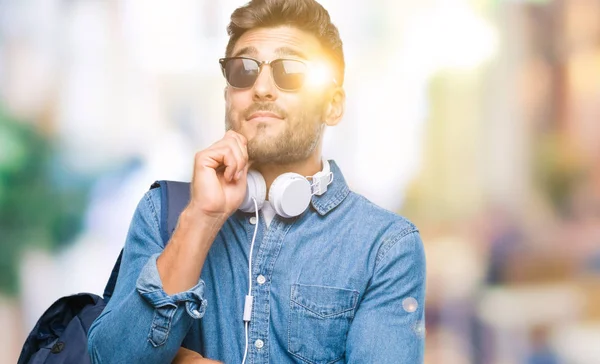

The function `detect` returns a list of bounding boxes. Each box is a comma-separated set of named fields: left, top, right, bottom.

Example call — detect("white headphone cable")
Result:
left=242, top=197, right=259, bottom=364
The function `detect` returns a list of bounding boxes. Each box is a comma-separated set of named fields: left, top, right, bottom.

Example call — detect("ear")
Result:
left=323, top=87, right=345, bottom=126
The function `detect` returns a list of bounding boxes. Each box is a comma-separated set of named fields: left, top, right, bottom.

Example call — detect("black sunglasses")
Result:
left=219, top=57, right=333, bottom=91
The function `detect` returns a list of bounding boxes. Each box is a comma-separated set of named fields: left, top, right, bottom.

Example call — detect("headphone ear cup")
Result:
left=239, top=170, right=266, bottom=213
left=269, top=173, right=312, bottom=218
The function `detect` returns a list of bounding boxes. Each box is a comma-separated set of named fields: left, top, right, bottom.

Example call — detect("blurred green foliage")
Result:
left=0, top=107, right=90, bottom=296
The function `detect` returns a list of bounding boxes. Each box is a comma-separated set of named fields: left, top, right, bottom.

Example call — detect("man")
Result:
left=87, top=0, right=426, bottom=363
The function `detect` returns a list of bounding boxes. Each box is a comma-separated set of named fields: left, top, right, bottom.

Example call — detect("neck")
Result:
left=252, top=152, right=323, bottom=199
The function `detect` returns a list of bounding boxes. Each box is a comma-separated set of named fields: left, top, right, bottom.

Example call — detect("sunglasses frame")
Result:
left=219, top=56, right=335, bottom=91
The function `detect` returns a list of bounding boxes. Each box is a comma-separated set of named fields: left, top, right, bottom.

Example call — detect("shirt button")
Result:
left=254, top=339, right=264, bottom=349
left=257, top=275, right=266, bottom=285
left=249, top=216, right=257, bottom=225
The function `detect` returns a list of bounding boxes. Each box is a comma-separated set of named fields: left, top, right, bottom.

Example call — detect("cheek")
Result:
left=226, top=90, right=251, bottom=117
left=296, top=91, right=327, bottom=114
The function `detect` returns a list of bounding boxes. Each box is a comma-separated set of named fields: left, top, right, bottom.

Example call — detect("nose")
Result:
left=252, top=65, right=278, bottom=101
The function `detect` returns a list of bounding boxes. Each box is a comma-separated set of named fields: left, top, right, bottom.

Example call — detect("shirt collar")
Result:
left=310, top=160, right=350, bottom=216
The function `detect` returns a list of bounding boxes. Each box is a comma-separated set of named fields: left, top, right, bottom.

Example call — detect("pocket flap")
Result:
left=291, top=284, right=359, bottom=318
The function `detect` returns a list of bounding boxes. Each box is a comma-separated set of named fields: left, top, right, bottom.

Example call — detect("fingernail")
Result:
left=236, top=171, right=243, bottom=180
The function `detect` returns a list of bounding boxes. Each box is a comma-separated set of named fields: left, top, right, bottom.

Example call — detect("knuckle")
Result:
left=226, top=144, right=237, bottom=155
left=225, top=151, right=237, bottom=164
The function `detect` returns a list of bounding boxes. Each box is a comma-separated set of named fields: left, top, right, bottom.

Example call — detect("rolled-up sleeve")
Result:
left=136, top=253, right=207, bottom=322
left=345, top=229, right=426, bottom=364
left=88, top=188, right=207, bottom=364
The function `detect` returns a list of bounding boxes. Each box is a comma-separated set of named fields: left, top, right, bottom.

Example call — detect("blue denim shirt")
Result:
left=88, top=161, right=426, bottom=364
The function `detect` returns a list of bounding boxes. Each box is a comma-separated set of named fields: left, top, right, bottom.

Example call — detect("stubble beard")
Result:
left=225, top=104, right=324, bottom=165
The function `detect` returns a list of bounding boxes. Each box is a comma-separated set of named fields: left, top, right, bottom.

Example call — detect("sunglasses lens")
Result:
left=272, top=60, right=306, bottom=90
left=225, top=58, right=259, bottom=88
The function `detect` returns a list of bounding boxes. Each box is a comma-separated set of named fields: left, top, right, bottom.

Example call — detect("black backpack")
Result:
left=18, top=181, right=190, bottom=364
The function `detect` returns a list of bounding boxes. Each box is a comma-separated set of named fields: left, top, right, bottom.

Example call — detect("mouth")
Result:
left=247, top=111, right=283, bottom=123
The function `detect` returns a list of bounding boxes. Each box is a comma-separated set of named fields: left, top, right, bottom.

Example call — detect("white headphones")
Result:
left=238, top=159, right=333, bottom=218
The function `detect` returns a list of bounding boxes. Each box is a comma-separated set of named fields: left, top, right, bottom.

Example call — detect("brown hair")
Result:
left=226, top=0, right=345, bottom=85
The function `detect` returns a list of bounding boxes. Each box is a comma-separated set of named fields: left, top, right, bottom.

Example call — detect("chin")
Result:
left=250, top=123, right=284, bottom=138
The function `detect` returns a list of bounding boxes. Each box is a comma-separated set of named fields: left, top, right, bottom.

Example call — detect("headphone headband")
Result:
left=239, top=158, right=333, bottom=217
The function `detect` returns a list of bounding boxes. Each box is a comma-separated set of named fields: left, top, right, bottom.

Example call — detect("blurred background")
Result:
left=1, top=0, right=599, bottom=363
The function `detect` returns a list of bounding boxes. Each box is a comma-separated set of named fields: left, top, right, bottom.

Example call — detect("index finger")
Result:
left=225, top=131, right=249, bottom=169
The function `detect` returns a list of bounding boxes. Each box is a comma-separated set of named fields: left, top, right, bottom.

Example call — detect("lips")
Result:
left=247, top=111, right=283, bottom=122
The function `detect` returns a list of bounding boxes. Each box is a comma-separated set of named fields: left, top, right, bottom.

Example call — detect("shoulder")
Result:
left=343, top=191, right=418, bottom=235
left=125, top=187, right=163, bottom=244
left=342, top=191, right=423, bottom=267
left=136, top=186, right=163, bottom=224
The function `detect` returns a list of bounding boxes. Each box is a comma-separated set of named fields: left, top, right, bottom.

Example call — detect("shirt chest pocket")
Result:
left=288, top=284, right=359, bottom=364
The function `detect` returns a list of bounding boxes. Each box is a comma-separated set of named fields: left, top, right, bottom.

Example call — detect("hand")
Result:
left=172, top=347, right=223, bottom=364
left=188, top=130, right=249, bottom=221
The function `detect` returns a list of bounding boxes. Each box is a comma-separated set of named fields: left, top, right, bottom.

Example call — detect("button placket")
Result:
left=248, top=218, right=293, bottom=364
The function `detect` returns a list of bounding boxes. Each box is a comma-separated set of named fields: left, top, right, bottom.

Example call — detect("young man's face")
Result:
left=224, top=26, right=332, bottom=165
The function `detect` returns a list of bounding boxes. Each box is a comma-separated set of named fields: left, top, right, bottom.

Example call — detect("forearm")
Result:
left=157, top=205, right=225, bottom=295
left=158, top=130, right=248, bottom=294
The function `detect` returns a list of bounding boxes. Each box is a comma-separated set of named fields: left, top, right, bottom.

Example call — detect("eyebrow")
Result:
left=232, top=46, right=257, bottom=58
left=275, top=47, right=307, bottom=59
left=231, top=46, right=308, bottom=60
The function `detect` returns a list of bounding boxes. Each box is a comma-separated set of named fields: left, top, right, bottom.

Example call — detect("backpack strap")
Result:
left=150, top=180, right=192, bottom=243
left=102, top=181, right=191, bottom=302
left=102, top=250, right=123, bottom=301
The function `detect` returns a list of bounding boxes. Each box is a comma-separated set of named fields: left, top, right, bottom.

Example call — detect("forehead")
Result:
left=231, top=26, right=324, bottom=60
